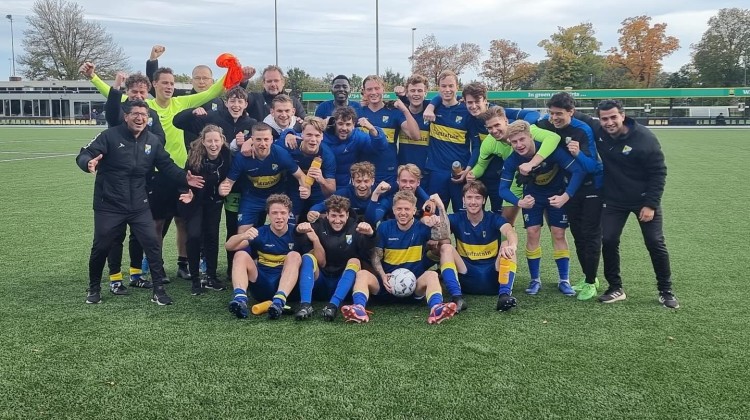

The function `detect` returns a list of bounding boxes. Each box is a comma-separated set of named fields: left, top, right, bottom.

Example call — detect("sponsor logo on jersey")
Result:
left=144, top=144, right=152, bottom=155
left=147, top=117, right=153, bottom=127
left=455, top=116, right=463, bottom=124
left=212, top=103, right=218, bottom=112
left=622, top=145, right=632, bottom=155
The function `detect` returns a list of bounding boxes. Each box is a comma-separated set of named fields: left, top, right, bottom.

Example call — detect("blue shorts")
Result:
left=425, top=169, right=464, bottom=212
left=521, top=194, right=568, bottom=229
left=248, top=265, right=281, bottom=302
left=458, top=260, right=498, bottom=295
left=238, top=197, right=266, bottom=227
left=312, top=272, right=342, bottom=302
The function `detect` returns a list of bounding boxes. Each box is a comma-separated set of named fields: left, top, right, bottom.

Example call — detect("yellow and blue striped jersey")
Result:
left=226, top=144, right=299, bottom=198
left=245, top=224, right=300, bottom=269
left=376, top=219, right=432, bottom=277
left=448, top=211, right=508, bottom=264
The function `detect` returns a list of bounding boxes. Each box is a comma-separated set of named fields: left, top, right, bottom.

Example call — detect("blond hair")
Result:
left=397, top=164, right=422, bottom=180
left=506, top=120, right=531, bottom=140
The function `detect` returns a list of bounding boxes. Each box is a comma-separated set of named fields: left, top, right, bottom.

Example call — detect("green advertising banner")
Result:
left=303, top=88, right=750, bottom=102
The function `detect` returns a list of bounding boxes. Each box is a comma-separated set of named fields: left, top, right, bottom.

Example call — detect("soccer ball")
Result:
left=390, top=268, right=416, bottom=297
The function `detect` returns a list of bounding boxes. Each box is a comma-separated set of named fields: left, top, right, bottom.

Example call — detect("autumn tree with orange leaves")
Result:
left=481, top=39, right=537, bottom=90
left=411, top=34, right=481, bottom=86
left=607, top=16, right=679, bottom=88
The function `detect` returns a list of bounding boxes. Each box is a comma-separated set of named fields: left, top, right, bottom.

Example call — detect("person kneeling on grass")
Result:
left=341, top=191, right=457, bottom=324
left=435, top=181, right=520, bottom=311
left=225, top=194, right=304, bottom=320
left=294, top=195, right=377, bottom=321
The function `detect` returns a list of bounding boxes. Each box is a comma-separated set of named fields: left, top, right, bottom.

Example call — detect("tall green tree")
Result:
left=537, top=23, right=603, bottom=89
left=18, top=0, right=129, bottom=80
left=692, top=8, right=750, bottom=86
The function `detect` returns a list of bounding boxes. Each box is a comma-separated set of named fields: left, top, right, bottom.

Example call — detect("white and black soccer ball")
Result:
left=390, top=268, right=416, bottom=297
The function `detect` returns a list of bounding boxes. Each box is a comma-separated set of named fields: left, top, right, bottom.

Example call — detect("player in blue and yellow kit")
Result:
left=422, top=70, right=480, bottom=211
left=307, top=161, right=379, bottom=224
left=395, top=74, right=431, bottom=174
left=294, top=195, right=378, bottom=321
left=340, top=191, right=458, bottom=324
left=225, top=194, right=304, bottom=320
left=499, top=121, right=585, bottom=297
left=219, top=123, right=310, bottom=231
left=365, top=164, right=431, bottom=224
left=434, top=181, right=520, bottom=311
left=322, top=106, right=388, bottom=186
left=277, top=117, right=337, bottom=222
left=358, top=75, right=420, bottom=185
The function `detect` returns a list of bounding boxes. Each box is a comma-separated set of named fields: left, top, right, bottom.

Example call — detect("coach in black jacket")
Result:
left=246, top=65, right=306, bottom=122
left=584, top=100, right=678, bottom=309
left=76, top=100, right=203, bottom=306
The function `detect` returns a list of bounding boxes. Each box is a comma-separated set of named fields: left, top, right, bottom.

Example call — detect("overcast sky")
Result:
left=1, top=0, right=742, bottom=84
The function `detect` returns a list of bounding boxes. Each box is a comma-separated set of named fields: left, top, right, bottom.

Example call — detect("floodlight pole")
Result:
left=411, top=27, right=416, bottom=72
left=375, top=0, right=380, bottom=76
left=274, top=0, right=279, bottom=66
left=6, top=14, right=15, bottom=77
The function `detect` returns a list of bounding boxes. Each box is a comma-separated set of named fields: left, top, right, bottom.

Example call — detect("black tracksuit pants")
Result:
left=89, top=209, right=167, bottom=290
left=184, top=200, right=224, bottom=280
left=600, top=202, right=672, bottom=291
left=224, top=208, right=238, bottom=278
left=565, top=185, right=603, bottom=283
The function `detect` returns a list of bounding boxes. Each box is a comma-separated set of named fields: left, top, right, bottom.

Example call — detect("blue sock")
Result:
left=272, top=291, right=287, bottom=307
left=233, top=288, right=248, bottom=303
left=427, top=291, right=443, bottom=309
left=553, top=249, right=570, bottom=281
left=440, top=262, right=462, bottom=297
left=331, top=263, right=358, bottom=307
left=526, top=246, right=542, bottom=280
left=299, top=254, right=316, bottom=304
left=352, top=290, right=368, bottom=307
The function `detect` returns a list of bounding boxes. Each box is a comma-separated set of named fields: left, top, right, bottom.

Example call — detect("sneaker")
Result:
left=577, top=283, right=598, bottom=301
left=428, top=302, right=458, bottom=324
left=191, top=282, right=203, bottom=296
left=658, top=290, right=680, bottom=309
left=452, top=296, right=468, bottom=313
left=151, top=286, right=173, bottom=306
left=572, top=277, right=600, bottom=292
left=321, top=303, right=338, bottom=321
left=558, top=280, right=576, bottom=296
left=177, top=265, right=191, bottom=280
left=268, top=302, right=284, bottom=320
left=128, top=277, right=152, bottom=288
left=598, top=287, right=626, bottom=304
left=204, top=277, right=225, bottom=291
left=496, top=294, right=517, bottom=312
left=341, top=304, right=370, bottom=323
left=109, top=282, right=128, bottom=296
left=295, top=303, right=315, bottom=320
left=229, top=299, right=249, bottom=319
left=85, top=289, right=101, bottom=304
left=525, top=280, right=541, bottom=295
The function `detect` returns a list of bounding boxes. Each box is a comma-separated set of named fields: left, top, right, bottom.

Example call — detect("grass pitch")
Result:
left=0, top=127, right=748, bottom=419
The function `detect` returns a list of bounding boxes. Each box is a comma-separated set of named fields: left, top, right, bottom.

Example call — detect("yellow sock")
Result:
left=109, top=272, right=123, bottom=281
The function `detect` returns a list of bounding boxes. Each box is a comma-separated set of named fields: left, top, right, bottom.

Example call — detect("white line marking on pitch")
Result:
left=0, top=151, right=71, bottom=155
left=0, top=153, right=76, bottom=163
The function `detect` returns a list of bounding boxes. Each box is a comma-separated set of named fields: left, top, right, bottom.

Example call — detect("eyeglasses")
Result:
left=128, top=112, right=149, bottom=118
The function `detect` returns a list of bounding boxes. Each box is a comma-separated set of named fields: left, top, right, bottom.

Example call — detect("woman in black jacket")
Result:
left=179, top=125, right=231, bottom=295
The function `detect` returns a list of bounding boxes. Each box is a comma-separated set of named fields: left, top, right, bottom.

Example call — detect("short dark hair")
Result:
left=332, top=75, right=350, bottom=84
left=153, top=67, right=174, bottom=82
left=125, top=73, right=150, bottom=90
left=462, top=82, right=487, bottom=100
left=266, top=193, right=292, bottom=212
left=252, top=122, right=274, bottom=135
left=123, top=99, right=149, bottom=114
left=547, top=92, right=576, bottom=111
left=332, top=106, right=357, bottom=123
left=225, top=86, right=248, bottom=101
left=324, top=195, right=351, bottom=213
left=597, top=99, right=624, bottom=114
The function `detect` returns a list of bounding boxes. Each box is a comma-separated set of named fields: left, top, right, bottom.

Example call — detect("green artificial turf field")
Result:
left=0, top=126, right=748, bottom=419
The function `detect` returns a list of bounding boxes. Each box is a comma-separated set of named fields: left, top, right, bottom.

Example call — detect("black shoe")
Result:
left=295, top=303, right=314, bottom=320
left=496, top=294, right=517, bottom=312
left=151, top=286, right=173, bottom=305
left=658, top=290, right=680, bottom=309
left=321, top=303, right=338, bottom=321
left=268, top=302, right=283, bottom=320
left=128, top=277, right=153, bottom=288
left=229, top=299, right=249, bottom=319
left=452, top=296, right=468, bottom=312
left=205, top=277, right=225, bottom=291
left=161, top=277, right=171, bottom=285
left=191, top=282, right=203, bottom=296
left=85, top=288, right=101, bottom=304
left=177, top=266, right=191, bottom=280
left=109, top=282, right=129, bottom=296
left=598, top=287, right=627, bottom=304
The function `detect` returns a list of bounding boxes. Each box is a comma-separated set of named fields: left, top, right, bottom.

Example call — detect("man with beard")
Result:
left=315, top=75, right=362, bottom=118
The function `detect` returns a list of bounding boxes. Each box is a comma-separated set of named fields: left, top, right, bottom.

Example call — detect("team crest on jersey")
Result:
left=346, top=234, right=353, bottom=245
left=482, top=231, right=486, bottom=238
left=212, top=103, right=218, bottom=112
left=622, top=145, right=632, bottom=155
left=288, top=243, right=294, bottom=250
left=272, top=164, right=278, bottom=171
left=524, top=214, right=529, bottom=222
left=382, top=116, right=389, bottom=123
left=423, top=119, right=429, bottom=125
left=455, top=116, right=463, bottom=124
left=147, top=117, right=153, bottom=127
left=144, top=144, right=152, bottom=155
